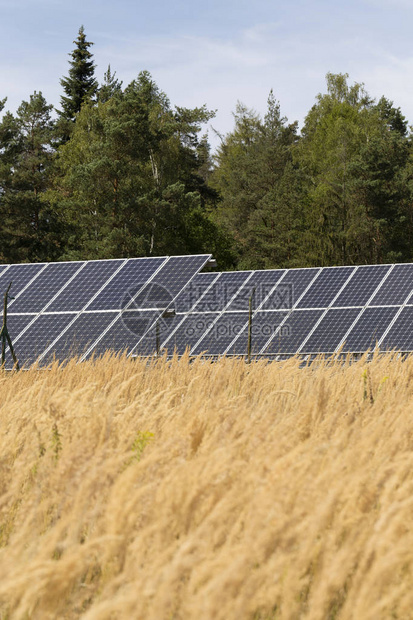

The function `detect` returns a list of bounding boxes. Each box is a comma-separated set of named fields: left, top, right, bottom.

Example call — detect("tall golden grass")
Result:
left=1, top=352, right=413, bottom=619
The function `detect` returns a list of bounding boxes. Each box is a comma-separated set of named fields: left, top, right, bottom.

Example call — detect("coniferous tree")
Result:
left=0, top=92, right=62, bottom=262
left=58, top=26, right=98, bottom=140
left=211, top=93, right=302, bottom=269
left=97, top=65, right=123, bottom=103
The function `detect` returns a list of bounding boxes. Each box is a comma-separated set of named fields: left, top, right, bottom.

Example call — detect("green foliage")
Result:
left=211, top=93, right=303, bottom=269
left=50, top=71, right=228, bottom=263
left=2, top=46, right=413, bottom=271
left=0, top=91, right=63, bottom=262
left=51, top=423, right=62, bottom=461
left=128, top=430, right=154, bottom=464
left=59, top=26, right=98, bottom=124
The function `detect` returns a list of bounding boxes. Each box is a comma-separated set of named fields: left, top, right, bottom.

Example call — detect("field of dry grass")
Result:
left=1, top=352, right=413, bottom=619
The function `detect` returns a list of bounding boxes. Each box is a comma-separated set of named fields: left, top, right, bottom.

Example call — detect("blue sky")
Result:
left=1, top=0, right=413, bottom=148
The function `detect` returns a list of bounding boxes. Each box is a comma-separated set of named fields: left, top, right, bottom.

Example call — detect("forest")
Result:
left=1, top=26, right=412, bottom=270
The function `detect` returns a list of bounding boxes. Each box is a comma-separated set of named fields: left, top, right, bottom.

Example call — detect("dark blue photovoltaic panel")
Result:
left=4, top=315, right=40, bottom=369
left=264, top=309, right=324, bottom=354
left=87, top=258, right=166, bottom=311
left=162, top=313, right=220, bottom=355
left=262, top=268, right=320, bottom=310
left=341, top=307, right=398, bottom=352
left=127, top=256, right=212, bottom=350
left=47, top=260, right=124, bottom=312
left=193, top=272, right=251, bottom=313
left=380, top=307, right=413, bottom=351
left=3, top=314, right=37, bottom=367
left=148, top=255, right=211, bottom=299
left=11, top=262, right=84, bottom=314
left=191, top=312, right=251, bottom=355
left=43, top=312, right=119, bottom=363
left=87, top=310, right=160, bottom=358
left=0, top=264, right=45, bottom=310
left=300, top=308, right=360, bottom=353
left=370, top=264, right=413, bottom=307
left=173, top=273, right=219, bottom=313
left=11, top=313, right=77, bottom=367
left=333, top=265, right=390, bottom=308
left=225, top=270, right=285, bottom=311
left=226, top=311, right=288, bottom=355
left=297, top=267, right=355, bottom=309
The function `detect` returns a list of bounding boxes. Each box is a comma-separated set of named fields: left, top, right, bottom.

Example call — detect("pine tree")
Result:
left=0, top=92, right=62, bottom=262
left=97, top=65, right=123, bottom=103
left=59, top=26, right=98, bottom=125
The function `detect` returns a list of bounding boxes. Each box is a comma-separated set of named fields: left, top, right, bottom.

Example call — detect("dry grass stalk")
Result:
left=0, top=352, right=412, bottom=619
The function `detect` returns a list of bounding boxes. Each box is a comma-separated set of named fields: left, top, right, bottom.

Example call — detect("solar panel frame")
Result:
left=190, top=271, right=262, bottom=355
left=376, top=278, right=413, bottom=351
left=333, top=264, right=396, bottom=352
left=296, top=266, right=357, bottom=353
left=160, top=272, right=222, bottom=352
left=32, top=260, right=129, bottom=364
left=222, top=268, right=297, bottom=355
left=257, top=267, right=322, bottom=355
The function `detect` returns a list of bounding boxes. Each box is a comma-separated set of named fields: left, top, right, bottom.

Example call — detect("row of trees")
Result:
left=1, top=27, right=413, bottom=269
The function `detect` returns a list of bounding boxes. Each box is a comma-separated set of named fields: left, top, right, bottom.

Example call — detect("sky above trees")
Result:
left=1, top=0, right=413, bottom=149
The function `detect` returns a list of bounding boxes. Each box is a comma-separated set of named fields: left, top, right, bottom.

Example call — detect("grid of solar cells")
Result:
left=299, top=308, right=361, bottom=353
left=10, top=313, right=77, bottom=368
left=297, top=267, right=355, bottom=309
left=47, top=260, right=124, bottom=312
left=41, top=312, right=119, bottom=364
left=225, top=270, right=285, bottom=311
left=0, top=263, right=46, bottom=310
left=173, top=272, right=218, bottom=313
left=380, top=307, right=413, bottom=351
left=263, top=309, right=324, bottom=355
left=11, top=262, right=84, bottom=314
left=0, top=254, right=211, bottom=365
left=333, top=265, right=391, bottom=308
left=261, top=268, right=320, bottom=310
left=192, top=272, right=251, bottom=313
left=191, top=312, right=251, bottom=355
left=3, top=315, right=37, bottom=369
left=148, top=255, right=212, bottom=299
left=370, top=264, right=413, bottom=307
left=226, top=311, right=288, bottom=356
left=7, top=256, right=413, bottom=364
left=162, top=313, right=220, bottom=356
left=87, top=257, right=166, bottom=311
left=157, top=274, right=221, bottom=354
left=341, top=307, right=399, bottom=352
left=89, top=310, right=161, bottom=359
left=128, top=255, right=213, bottom=354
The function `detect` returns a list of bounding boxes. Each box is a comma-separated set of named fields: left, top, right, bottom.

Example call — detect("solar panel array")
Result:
left=0, top=255, right=211, bottom=368
left=154, top=263, right=413, bottom=359
left=2, top=258, right=413, bottom=366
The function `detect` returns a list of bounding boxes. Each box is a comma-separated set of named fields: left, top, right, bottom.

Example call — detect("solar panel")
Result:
left=4, top=256, right=413, bottom=365
left=299, top=308, right=361, bottom=354
left=264, top=309, right=324, bottom=355
left=226, top=311, right=288, bottom=356
left=379, top=307, right=413, bottom=352
left=332, top=265, right=391, bottom=307
left=369, top=264, right=413, bottom=306
left=0, top=254, right=211, bottom=367
left=341, top=307, right=399, bottom=353
left=10, top=262, right=84, bottom=314
left=297, top=266, right=355, bottom=308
